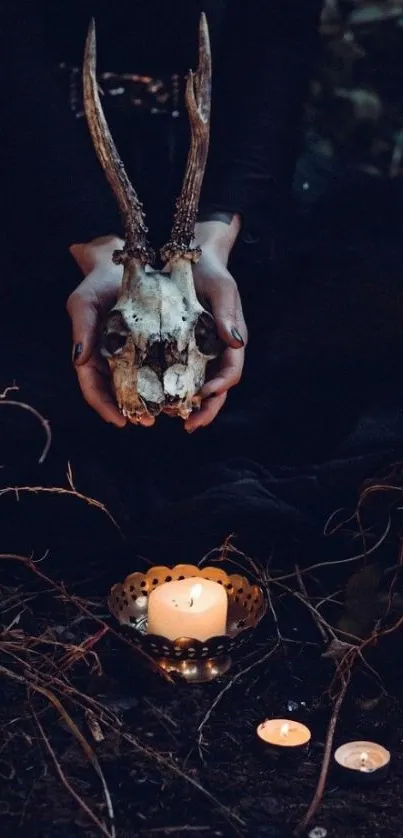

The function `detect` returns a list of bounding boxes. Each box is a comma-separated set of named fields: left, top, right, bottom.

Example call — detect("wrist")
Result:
left=69, top=234, right=125, bottom=275
left=194, top=214, right=241, bottom=264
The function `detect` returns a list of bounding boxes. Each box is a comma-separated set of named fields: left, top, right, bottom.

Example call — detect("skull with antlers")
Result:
left=83, top=15, right=221, bottom=423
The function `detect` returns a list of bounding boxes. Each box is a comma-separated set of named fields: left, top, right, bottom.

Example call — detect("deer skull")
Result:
left=83, top=15, right=220, bottom=423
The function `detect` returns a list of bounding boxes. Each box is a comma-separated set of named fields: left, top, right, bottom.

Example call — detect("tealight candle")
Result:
left=334, top=741, right=390, bottom=785
left=147, top=577, right=228, bottom=642
left=256, top=718, right=311, bottom=754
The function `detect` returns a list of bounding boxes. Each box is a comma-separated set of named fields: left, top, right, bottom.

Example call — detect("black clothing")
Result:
left=0, top=3, right=402, bottom=574
left=0, top=0, right=322, bottom=257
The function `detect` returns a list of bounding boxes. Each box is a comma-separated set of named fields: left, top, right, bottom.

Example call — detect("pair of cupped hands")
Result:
left=67, top=217, right=247, bottom=432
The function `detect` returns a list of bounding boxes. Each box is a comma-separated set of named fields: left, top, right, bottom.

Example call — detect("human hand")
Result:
left=67, top=236, right=128, bottom=427
left=184, top=217, right=247, bottom=432
left=67, top=221, right=246, bottom=430
left=68, top=234, right=157, bottom=428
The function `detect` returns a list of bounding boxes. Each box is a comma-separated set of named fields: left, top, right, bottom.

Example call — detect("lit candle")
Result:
left=147, top=577, right=228, bottom=642
left=256, top=718, right=311, bottom=750
left=334, top=741, right=390, bottom=785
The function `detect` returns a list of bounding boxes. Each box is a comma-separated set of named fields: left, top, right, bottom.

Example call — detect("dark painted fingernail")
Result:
left=231, top=327, right=244, bottom=346
left=72, top=343, right=83, bottom=363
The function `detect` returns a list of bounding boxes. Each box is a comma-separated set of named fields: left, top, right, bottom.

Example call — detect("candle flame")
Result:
left=280, top=723, right=289, bottom=738
left=188, top=583, right=202, bottom=607
left=360, top=751, right=369, bottom=765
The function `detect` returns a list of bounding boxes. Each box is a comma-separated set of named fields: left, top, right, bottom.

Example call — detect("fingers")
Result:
left=187, top=277, right=246, bottom=430
left=68, top=293, right=126, bottom=426
left=67, top=275, right=126, bottom=426
left=185, top=342, right=245, bottom=431
left=184, top=392, right=227, bottom=432
left=200, top=345, right=245, bottom=400
left=68, top=290, right=156, bottom=429
left=75, top=358, right=127, bottom=427
left=208, top=278, right=248, bottom=350
left=67, top=291, right=99, bottom=366
left=138, top=415, right=156, bottom=428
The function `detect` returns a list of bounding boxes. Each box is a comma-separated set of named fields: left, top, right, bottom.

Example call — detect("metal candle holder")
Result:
left=108, top=564, right=267, bottom=683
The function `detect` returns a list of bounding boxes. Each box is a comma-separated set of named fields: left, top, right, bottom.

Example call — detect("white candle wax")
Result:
left=147, top=577, right=228, bottom=642
left=256, top=718, right=311, bottom=748
left=334, top=741, right=390, bottom=774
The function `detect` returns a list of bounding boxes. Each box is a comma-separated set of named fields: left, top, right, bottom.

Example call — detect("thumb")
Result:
left=68, top=295, right=99, bottom=366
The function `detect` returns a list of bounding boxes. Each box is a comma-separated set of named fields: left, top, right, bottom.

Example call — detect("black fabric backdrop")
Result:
left=1, top=108, right=403, bottom=571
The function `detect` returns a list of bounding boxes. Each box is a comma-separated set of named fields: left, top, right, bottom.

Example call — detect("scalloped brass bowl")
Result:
left=108, top=564, right=267, bottom=682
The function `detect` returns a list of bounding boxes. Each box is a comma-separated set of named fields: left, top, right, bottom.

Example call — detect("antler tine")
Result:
left=160, top=13, right=212, bottom=265
left=83, top=19, right=154, bottom=265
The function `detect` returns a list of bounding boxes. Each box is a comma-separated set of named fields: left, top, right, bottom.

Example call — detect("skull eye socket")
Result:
left=101, top=311, right=130, bottom=357
left=194, top=311, right=222, bottom=357
left=103, top=331, right=127, bottom=356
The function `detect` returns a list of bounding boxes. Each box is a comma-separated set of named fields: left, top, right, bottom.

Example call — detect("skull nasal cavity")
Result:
left=102, top=311, right=129, bottom=356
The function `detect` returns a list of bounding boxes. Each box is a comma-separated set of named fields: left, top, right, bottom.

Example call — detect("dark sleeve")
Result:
left=199, top=0, right=323, bottom=238
left=0, top=1, right=123, bottom=250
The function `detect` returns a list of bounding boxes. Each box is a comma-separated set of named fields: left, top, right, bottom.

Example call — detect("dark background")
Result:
left=1, top=4, right=403, bottom=838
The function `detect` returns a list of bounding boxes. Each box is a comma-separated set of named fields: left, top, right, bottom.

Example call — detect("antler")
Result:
left=83, top=19, right=154, bottom=265
left=160, top=13, right=212, bottom=265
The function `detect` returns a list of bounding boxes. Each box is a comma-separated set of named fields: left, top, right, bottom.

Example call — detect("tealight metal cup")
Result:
left=334, top=741, right=391, bottom=786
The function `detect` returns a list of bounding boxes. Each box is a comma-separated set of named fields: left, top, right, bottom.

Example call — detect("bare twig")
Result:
left=293, top=673, right=350, bottom=836
left=197, top=642, right=280, bottom=761
left=0, top=552, right=173, bottom=681
left=2, top=666, right=115, bottom=838
left=121, top=730, right=245, bottom=833
left=0, top=392, right=52, bottom=464
left=295, top=564, right=329, bottom=644
left=0, top=485, right=120, bottom=530
left=33, top=706, right=115, bottom=838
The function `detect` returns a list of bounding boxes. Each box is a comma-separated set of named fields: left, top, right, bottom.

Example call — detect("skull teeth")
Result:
left=119, top=405, right=143, bottom=423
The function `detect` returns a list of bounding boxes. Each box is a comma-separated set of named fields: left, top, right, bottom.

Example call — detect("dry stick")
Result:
left=1, top=629, right=154, bottom=740
left=272, top=499, right=394, bottom=586
left=275, top=518, right=393, bottom=583
left=2, top=654, right=242, bottom=834
left=0, top=653, right=122, bottom=734
left=293, top=672, right=351, bottom=837
left=0, top=400, right=52, bottom=464
left=294, top=589, right=403, bottom=834
left=7, top=633, right=244, bottom=834
left=0, top=385, right=19, bottom=398
left=197, top=642, right=280, bottom=761
left=315, top=590, right=343, bottom=611
left=35, top=684, right=116, bottom=836
left=275, top=581, right=341, bottom=643
left=2, top=666, right=115, bottom=838
left=200, top=536, right=263, bottom=583
left=32, top=706, right=115, bottom=838
left=29, top=658, right=244, bottom=832
left=358, top=482, right=403, bottom=504
left=0, top=552, right=173, bottom=681
left=0, top=485, right=120, bottom=530
left=294, top=564, right=329, bottom=645
left=121, top=730, right=246, bottom=834
left=59, top=625, right=109, bottom=672
left=143, top=696, right=180, bottom=730
left=265, top=584, right=282, bottom=640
